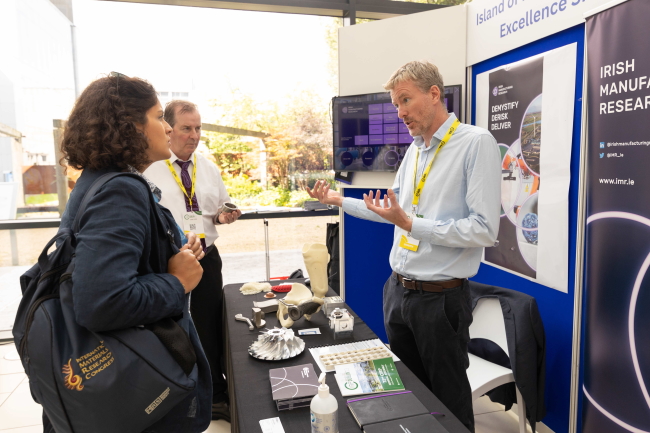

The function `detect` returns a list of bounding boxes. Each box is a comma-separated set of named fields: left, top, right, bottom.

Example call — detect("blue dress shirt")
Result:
left=341, top=113, right=501, bottom=281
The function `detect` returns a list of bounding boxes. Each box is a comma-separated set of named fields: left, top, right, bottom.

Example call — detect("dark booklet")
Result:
left=347, top=391, right=430, bottom=428
left=363, top=414, right=449, bottom=433
left=269, top=363, right=319, bottom=411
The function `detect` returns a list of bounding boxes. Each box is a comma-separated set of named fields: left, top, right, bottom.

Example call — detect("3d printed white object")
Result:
left=277, top=283, right=313, bottom=328
left=319, top=346, right=393, bottom=372
left=248, top=327, right=306, bottom=361
left=276, top=243, right=330, bottom=327
left=240, top=282, right=272, bottom=295
left=302, top=243, right=329, bottom=300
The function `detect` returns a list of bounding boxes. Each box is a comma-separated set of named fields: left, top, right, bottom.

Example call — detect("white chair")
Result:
left=467, top=297, right=527, bottom=433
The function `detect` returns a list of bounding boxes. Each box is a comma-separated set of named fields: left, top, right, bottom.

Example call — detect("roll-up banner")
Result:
left=583, top=0, right=650, bottom=432
left=476, top=44, right=576, bottom=292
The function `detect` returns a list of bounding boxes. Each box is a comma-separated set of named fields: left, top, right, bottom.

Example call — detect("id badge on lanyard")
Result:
left=166, top=156, right=206, bottom=239
left=182, top=211, right=205, bottom=239
left=399, top=118, right=460, bottom=252
left=398, top=212, right=421, bottom=252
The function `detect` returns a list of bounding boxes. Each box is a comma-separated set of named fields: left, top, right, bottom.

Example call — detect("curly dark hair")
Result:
left=61, top=74, right=159, bottom=171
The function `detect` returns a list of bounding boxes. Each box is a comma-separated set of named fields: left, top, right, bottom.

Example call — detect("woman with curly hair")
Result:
left=46, top=74, right=211, bottom=433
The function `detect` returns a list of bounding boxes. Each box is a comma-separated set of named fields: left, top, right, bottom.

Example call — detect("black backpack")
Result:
left=12, top=172, right=197, bottom=433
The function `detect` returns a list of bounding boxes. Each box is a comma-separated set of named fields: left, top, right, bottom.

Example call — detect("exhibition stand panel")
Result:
left=471, top=24, right=585, bottom=433
left=337, top=1, right=650, bottom=432
left=581, top=2, right=650, bottom=433
left=335, top=1, right=648, bottom=432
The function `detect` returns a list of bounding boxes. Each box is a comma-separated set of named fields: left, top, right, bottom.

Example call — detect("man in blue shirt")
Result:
left=307, top=60, right=500, bottom=432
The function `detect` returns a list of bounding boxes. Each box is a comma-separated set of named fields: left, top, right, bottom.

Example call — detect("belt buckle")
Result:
left=402, top=276, right=413, bottom=288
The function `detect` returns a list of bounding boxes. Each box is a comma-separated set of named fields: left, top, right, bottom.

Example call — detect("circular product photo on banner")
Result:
left=519, top=94, right=542, bottom=176
left=515, top=192, right=538, bottom=271
left=500, top=140, right=539, bottom=226
left=500, top=142, right=522, bottom=218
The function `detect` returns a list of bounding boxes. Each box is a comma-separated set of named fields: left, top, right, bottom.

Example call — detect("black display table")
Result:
left=223, top=281, right=470, bottom=433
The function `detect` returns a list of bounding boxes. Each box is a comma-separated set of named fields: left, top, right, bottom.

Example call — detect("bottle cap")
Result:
left=318, top=373, right=330, bottom=397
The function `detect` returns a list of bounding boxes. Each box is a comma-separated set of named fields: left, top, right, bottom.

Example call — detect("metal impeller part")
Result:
left=247, top=327, right=306, bottom=361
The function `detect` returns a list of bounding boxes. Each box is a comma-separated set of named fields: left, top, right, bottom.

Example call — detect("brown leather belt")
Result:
left=394, top=272, right=465, bottom=293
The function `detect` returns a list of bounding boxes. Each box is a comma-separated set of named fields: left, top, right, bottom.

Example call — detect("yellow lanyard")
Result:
left=412, top=118, right=460, bottom=207
left=165, top=155, right=198, bottom=207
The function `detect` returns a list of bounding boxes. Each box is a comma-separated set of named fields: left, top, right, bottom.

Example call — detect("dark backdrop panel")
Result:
left=342, top=187, right=393, bottom=343
left=471, top=24, right=585, bottom=433
left=582, top=1, right=650, bottom=431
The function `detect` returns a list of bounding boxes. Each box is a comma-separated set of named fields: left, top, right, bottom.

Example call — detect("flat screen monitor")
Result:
left=332, top=86, right=462, bottom=173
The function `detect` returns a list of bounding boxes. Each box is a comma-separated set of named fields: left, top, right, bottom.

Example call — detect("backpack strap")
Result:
left=71, top=172, right=176, bottom=250
left=73, top=172, right=138, bottom=234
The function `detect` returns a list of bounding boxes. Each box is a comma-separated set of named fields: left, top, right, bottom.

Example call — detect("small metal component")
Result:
left=235, top=313, right=254, bottom=331
left=322, top=296, right=345, bottom=317
left=279, top=299, right=302, bottom=321
left=221, top=202, right=238, bottom=213
left=252, top=307, right=266, bottom=329
left=248, top=327, right=305, bottom=361
left=328, top=308, right=354, bottom=340
left=279, top=298, right=323, bottom=322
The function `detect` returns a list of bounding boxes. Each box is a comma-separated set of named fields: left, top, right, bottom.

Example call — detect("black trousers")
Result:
left=191, top=244, right=228, bottom=403
left=383, top=273, right=475, bottom=433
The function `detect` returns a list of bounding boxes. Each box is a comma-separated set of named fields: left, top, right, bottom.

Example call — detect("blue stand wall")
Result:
left=342, top=187, right=392, bottom=343
left=470, top=24, right=585, bottom=433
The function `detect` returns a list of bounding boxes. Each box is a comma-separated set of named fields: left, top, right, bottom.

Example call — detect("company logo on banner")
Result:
left=467, top=0, right=612, bottom=65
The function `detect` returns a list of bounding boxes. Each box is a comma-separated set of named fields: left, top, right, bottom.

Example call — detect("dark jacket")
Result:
left=57, top=168, right=212, bottom=433
left=468, top=281, right=546, bottom=433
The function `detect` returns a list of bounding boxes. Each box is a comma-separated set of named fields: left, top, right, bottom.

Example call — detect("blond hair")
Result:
left=384, top=60, right=445, bottom=102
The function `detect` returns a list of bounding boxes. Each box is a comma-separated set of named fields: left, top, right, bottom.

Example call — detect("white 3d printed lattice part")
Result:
left=319, top=346, right=393, bottom=372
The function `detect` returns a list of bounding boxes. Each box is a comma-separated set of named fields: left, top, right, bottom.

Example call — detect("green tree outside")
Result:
left=204, top=88, right=334, bottom=207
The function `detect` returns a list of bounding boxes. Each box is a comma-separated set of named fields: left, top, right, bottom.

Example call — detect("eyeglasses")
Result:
left=109, top=71, right=127, bottom=94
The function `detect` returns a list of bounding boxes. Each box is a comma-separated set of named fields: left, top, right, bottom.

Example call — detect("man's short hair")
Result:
left=165, top=100, right=199, bottom=127
left=384, top=60, right=445, bottom=102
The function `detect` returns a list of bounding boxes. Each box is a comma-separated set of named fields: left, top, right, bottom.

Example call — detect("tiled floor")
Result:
left=0, top=341, right=548, bottom=433
left=474, top=394, right=542, bottom=433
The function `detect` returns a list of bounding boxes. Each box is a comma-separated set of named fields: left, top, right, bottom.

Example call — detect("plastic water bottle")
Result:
left=310, top=373, right=338, bottom=433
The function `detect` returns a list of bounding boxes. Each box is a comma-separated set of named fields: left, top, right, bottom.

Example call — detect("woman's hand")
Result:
left=168, top=249, right=203, bottom=293
left=184, top=231, right=205, bottom=260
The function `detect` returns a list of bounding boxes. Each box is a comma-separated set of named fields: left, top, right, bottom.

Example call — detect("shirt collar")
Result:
left=169, top=151, right=195, bottom=164
left=412, top=112, right=457, bottom=151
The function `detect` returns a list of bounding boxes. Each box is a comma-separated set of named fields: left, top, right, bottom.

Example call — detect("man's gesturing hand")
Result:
left=363, top=189, right=413, bottom=232
left=305, top=180, right=343, bottom=207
